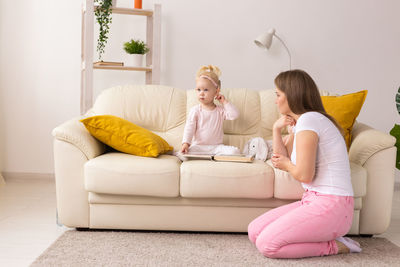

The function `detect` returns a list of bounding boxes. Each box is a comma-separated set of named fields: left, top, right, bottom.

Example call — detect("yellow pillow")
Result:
left=321, top=90, right=367, bottom=149
left=80, top=115, right=173, bottom=157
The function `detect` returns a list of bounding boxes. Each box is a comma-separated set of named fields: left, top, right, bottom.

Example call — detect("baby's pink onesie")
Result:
left=182, top=102, right=240, bottom=154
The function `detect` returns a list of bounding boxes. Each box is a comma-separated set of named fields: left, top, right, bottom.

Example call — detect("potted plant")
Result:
left=95, top=0, right=113, bottom=60
left=123, top=39, right=150, bottom=66
left=390, top=86, right=400, bottom=169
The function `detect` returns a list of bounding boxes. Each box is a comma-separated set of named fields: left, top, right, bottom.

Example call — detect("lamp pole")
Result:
left=273, top=33, right=291, bottom=70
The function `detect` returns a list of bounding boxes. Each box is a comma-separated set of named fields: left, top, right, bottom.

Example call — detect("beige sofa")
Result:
left=52, top=85, right=396, bottom=235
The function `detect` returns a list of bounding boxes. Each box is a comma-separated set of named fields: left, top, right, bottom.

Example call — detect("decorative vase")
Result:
left=134, top=0, right=142, bottom=9
left=132, top=54, right=144, bottom=67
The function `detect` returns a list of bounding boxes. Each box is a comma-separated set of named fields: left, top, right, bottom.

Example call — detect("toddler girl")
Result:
left=180, top=65, right=240, bottom=155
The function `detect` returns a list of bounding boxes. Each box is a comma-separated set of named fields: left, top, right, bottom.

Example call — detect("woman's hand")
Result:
left=271, top=153, right=292, bottom=172
left=273, top=115, right=296, bottom=132
left=215, top=93, right=226, bottom=104
left=180, top=143, right=190, bottom=154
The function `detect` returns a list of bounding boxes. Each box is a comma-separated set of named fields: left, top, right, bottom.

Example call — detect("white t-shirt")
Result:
left=291, top=112, right=354, bottom=196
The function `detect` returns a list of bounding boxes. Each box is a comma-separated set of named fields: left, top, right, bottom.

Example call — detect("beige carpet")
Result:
left=31, top=230, right=400, bottom=266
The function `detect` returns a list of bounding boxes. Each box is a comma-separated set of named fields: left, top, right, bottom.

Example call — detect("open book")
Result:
left=182, top=153, right=255, bottom=163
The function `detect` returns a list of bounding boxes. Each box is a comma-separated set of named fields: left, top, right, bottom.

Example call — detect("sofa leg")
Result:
left=359, top=234, right=373, bottom=238
left=76, top=227, right=90, bottom=231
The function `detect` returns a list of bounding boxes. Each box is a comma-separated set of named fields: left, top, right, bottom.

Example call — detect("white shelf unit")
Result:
left=81, top=1, right=161, bottom=114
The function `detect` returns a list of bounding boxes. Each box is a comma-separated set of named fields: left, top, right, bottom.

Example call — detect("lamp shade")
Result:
left=254, top=27, right=292, bottom=69
left=254, top=28, right=276, bottom=49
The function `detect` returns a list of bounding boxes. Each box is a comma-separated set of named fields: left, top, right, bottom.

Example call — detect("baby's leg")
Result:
left=213, top=144, right=241, bottom=155
left=187, top=144, right=216, bottom=154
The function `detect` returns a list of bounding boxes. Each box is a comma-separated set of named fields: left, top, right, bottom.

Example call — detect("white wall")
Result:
left=0, top=0, right=399, bottom=175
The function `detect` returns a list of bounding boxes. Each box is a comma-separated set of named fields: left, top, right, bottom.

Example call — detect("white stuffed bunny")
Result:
left=242, top=137, right=273, bottom=161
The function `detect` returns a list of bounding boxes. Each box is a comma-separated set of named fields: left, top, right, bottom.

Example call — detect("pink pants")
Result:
left=248, top=190, right=354, bottom=259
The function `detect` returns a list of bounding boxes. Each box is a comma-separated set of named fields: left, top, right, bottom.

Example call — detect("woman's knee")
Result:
left=247, top=222, right=258, bottom=244
left=255, top=238, right=280, bottom=258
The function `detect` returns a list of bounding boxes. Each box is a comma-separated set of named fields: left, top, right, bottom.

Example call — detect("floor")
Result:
left=0, top=177, right=399, bottom=267
left=0, top=177, right=67, bottom=267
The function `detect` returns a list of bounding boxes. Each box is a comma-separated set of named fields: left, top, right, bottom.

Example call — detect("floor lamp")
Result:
left=254, top=28, right=292, bottom=70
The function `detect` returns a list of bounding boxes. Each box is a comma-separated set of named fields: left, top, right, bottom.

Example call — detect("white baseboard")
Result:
left=2, top=172, right=55, bottom=181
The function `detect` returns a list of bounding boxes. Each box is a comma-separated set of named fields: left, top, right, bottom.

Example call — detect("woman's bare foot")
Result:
left=335, top=236, right=362, bottom=253
left=335, top=240, right=350, bottom=254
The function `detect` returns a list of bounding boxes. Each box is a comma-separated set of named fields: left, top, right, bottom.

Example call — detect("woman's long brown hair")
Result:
left=274, top=69, right=343, bottom=135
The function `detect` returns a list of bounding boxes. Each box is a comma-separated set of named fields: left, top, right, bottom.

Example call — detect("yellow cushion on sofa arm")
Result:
left=321, top=90, right=367, bottom=149
left=80, top=115, right=173, bottom=157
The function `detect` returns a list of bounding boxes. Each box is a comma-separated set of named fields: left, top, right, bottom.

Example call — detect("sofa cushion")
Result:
left=180, top=160, right=274, bottom=199
left=84, top=152, right=180, bottom=197
left=267, top=160, right=305, bottom=200
left=268, top=160, right=367, bottom=199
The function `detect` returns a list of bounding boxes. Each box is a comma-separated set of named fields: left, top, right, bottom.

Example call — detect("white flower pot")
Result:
left=132, top=54, right=144, bottom=67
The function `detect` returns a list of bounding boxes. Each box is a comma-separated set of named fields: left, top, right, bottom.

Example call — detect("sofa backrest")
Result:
left=187, top=88, right=280, bottom=149
left=91, top=85, right=281, bottom=151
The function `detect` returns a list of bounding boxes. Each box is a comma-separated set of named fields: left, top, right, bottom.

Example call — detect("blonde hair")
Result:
left=196, top=65, right=221, bottom=88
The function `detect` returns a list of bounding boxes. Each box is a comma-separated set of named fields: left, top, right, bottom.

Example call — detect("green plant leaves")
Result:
left=392, top=87, right=400, bottom=169
left=95, top=0, right=113, bottom=60
left=123, top=39, right=150, bottom=55
left=396, top=87, right=400, bottom=115
left=390, top=124, right=400, bottom=170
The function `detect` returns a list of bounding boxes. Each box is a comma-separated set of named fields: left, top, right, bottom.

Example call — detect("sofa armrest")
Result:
left=52, top=116, right=106, bottom=228
left=349, top=122, right=396, bottom=235
left=52, top=117, right=106, bottom=159
left=349, top=122, right=396, bottom=166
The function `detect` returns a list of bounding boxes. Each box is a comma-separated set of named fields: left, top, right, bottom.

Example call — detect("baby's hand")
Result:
left=215, top=93, right=226, bottom=104
left=287, top=125, right=294, bottom=134
left=180, top=143, right=189, bottom=154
